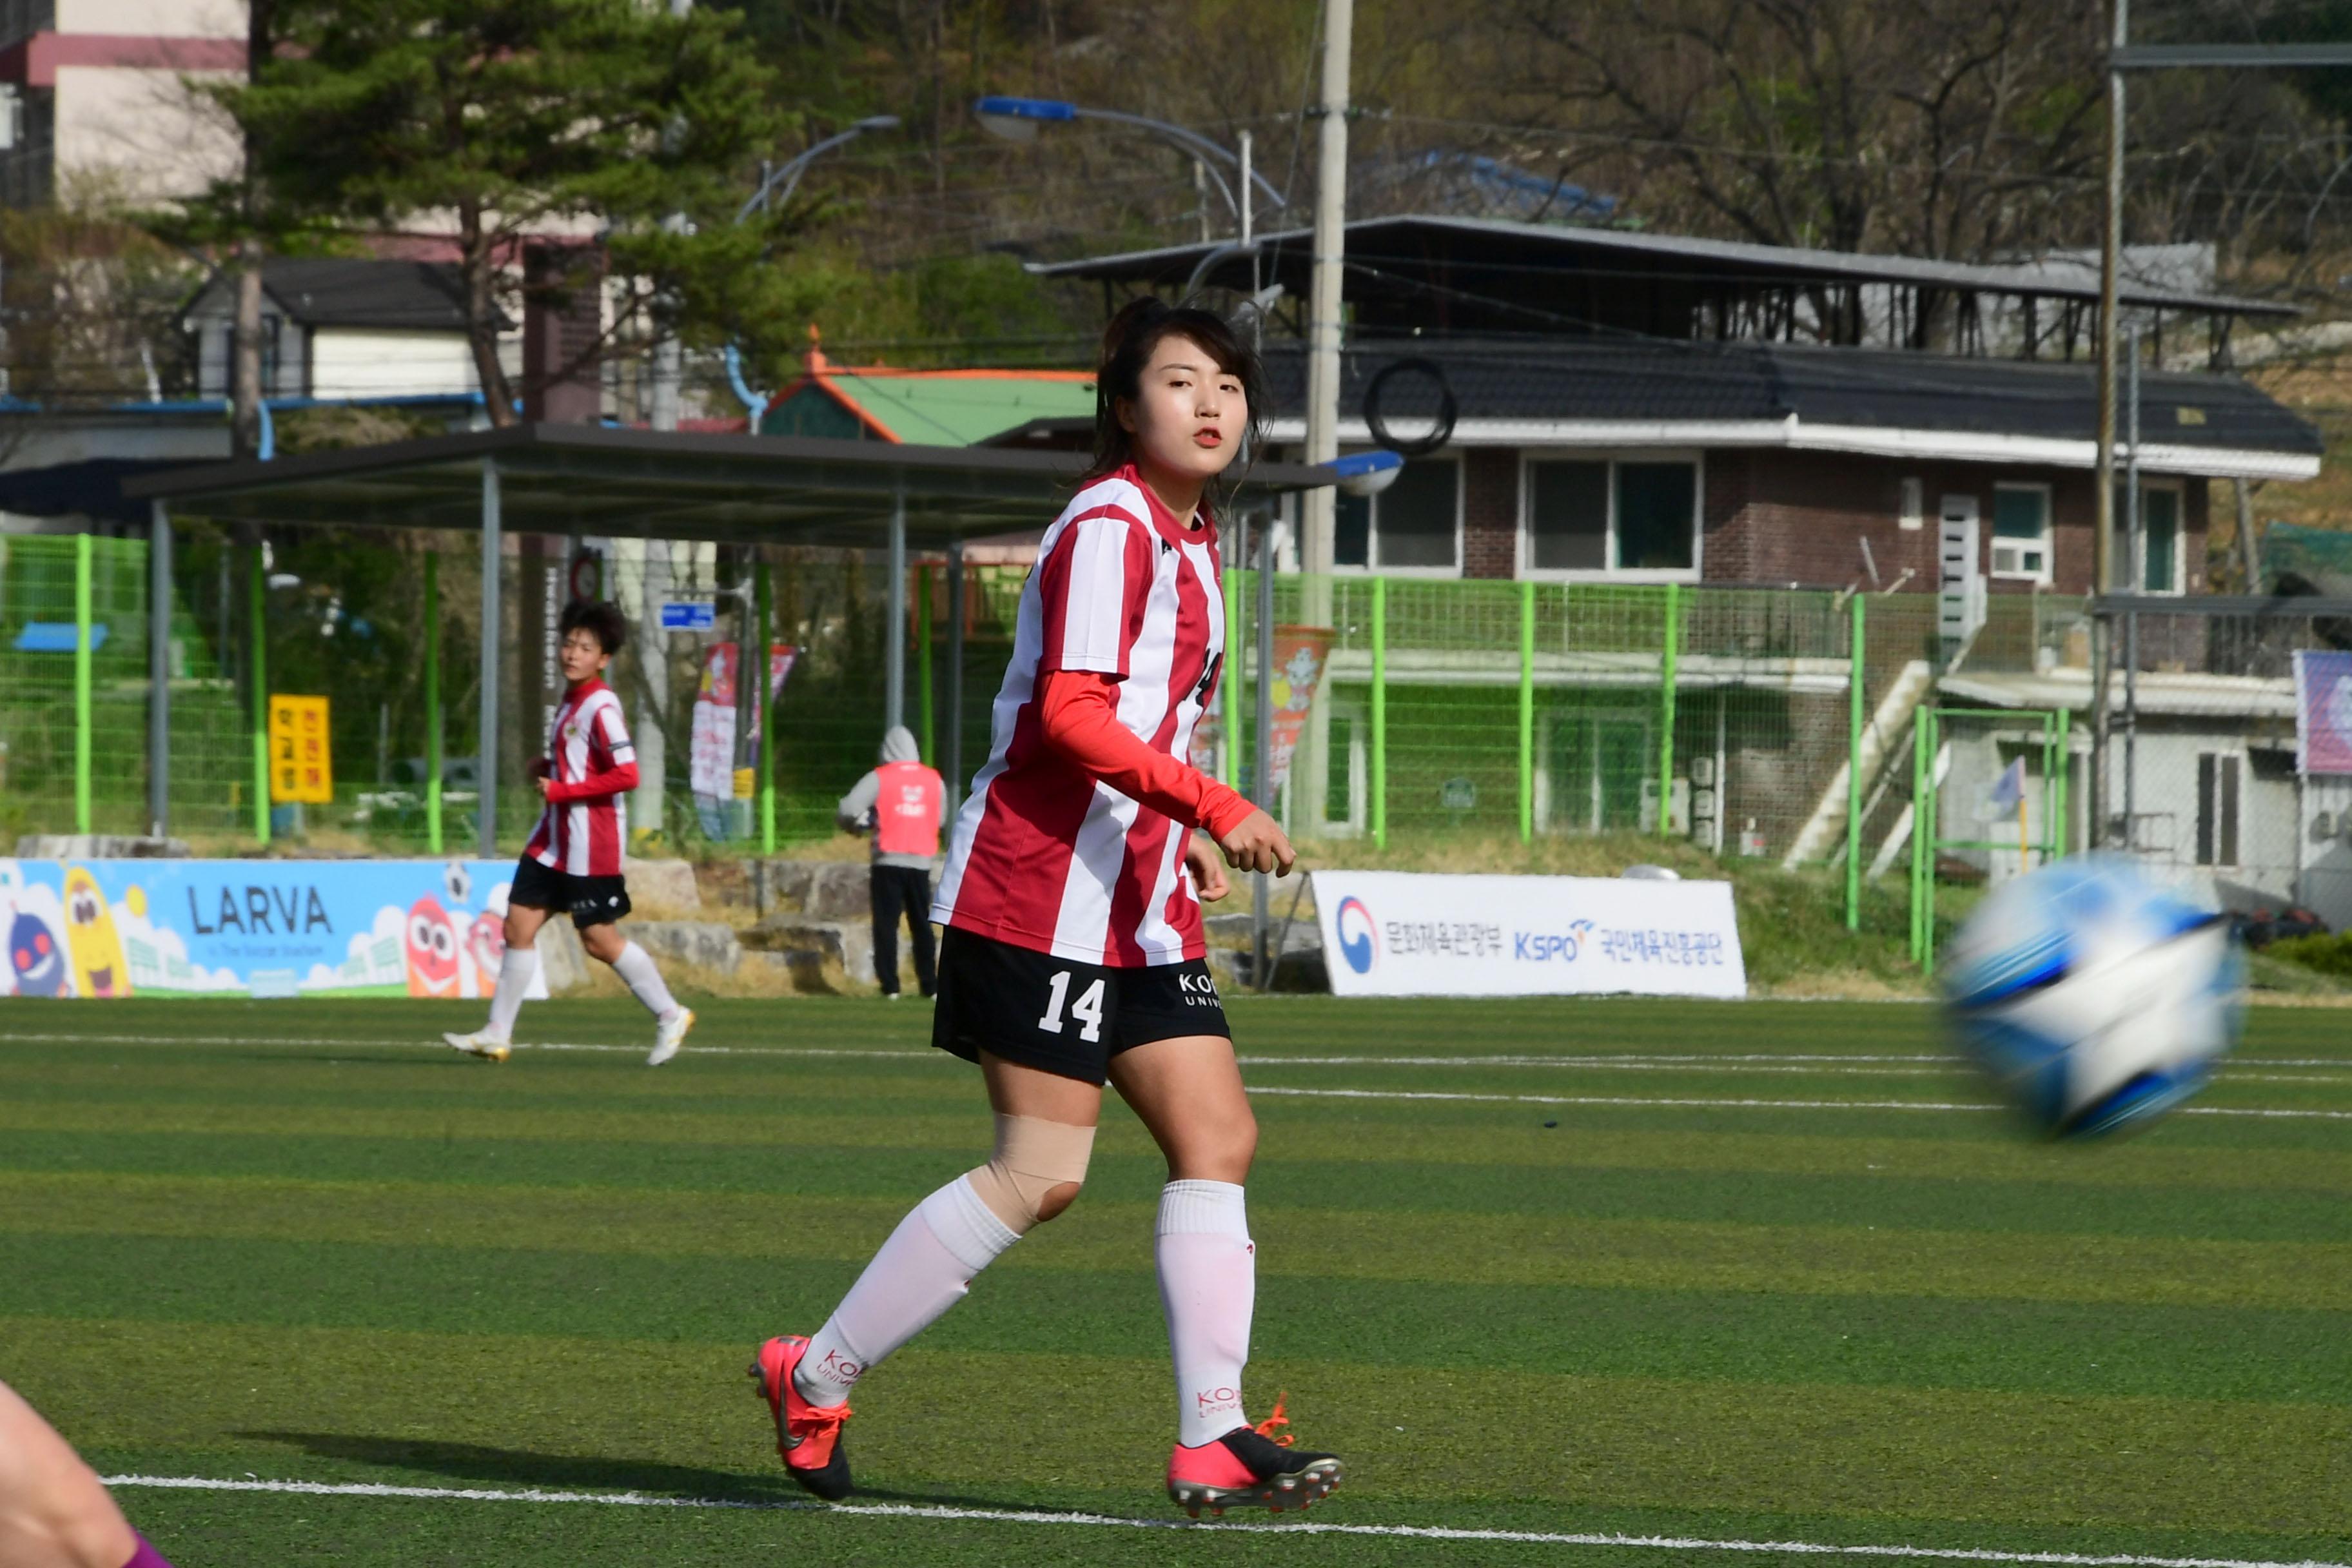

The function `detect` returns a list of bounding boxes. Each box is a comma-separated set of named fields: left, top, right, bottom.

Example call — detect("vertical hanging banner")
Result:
left=688, top=643, right=800, bottom=803
left=1264, top=625, right=1333, bottom=797
left=2294, top=650, right=2352, bottom=774
left=268, top=695, right=333, bottom=803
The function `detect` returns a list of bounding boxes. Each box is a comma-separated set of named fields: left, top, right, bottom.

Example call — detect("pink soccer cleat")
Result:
left=1166, top=1395, right=1342, bottom=1518
left=749, top=1335, right=854, bottom=1500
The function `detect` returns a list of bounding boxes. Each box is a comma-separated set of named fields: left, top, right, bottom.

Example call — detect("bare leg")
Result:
left=0, top=1380, right=139, bottom=1568
left=1108, top=1034, right=1257, bottom=1183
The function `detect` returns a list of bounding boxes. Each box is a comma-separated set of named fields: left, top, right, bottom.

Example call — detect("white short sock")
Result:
left=1157, top=1179, right=1255, bottom=1448
left=611, top=941, right=680, bottom=1020
left=794, top=1175, right=1020, bottom=1406
left=485, top=947, right=536, bottom=1039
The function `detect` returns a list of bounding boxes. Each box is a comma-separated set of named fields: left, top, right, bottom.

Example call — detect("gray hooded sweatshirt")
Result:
left=836, top=725, right=947, bottom=869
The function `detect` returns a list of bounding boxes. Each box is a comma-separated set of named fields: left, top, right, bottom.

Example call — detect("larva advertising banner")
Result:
left=0, top=859, right=550, bottom=1001
left=1311, top=870, right=1747, bottom=999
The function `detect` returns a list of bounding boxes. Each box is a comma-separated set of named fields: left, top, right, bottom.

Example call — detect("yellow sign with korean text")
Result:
left=268, top=694, right=334, bottom=804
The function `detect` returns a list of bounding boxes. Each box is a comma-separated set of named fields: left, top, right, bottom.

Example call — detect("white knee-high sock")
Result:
left=611, top=941, right=680, bottom=1019
left=1157, top=1179, right=1255, bottom=1448
left=794, top=1175, right=1019, bottom=1406
left=485, top=947, right=536, bottom=1039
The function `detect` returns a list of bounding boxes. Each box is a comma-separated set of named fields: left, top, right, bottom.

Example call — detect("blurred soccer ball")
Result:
left=1939, top=855, right=2243, bottom=1139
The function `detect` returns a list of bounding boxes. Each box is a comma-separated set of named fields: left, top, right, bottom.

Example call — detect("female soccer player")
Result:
left=752, top=298, right=1343, bottom=1517
left=443, top=600, right=694, bottom=1067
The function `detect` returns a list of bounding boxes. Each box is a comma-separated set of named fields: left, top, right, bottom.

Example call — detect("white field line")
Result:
left=1246, top=1085, right=2352, bottom=1120
left=97, top=1475, right=2348, bottom=1568
left=8, top=1033, right=2351, bottom=1081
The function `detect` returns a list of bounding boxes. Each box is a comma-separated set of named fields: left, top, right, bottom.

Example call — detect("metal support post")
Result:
left=1909, top=710, right=1928, bottom=964
left=1517, top=578, right=1534, bottom=843
left=1657, top=583, right=1680, bottom=839
left=886, top=480, right=907, bottom=732
left=1253, top=510, right=1275, bottom=988
left=946, top=542, right=966, bottom=817
left=1846, top=594, right=1865, bottom=930
left=74, top=531, right=92, bottom=834
left=917, top=564, right=934, bottom=763
left=250, top=541, right=269, bottom=845
left=424, top=552, right=443, bottom=854
left=478, top=460, right=502, bottom=859
left=2125, top=323, right=2144, bottom=594
left=1369, top=574, right=1387, bottom=850
left=757, top=559, right=775, bottom=854
left=2054, top=707, right=2072, bottom=857
left=148, top=505, right=172, bottom=836
left=1232, top=526, right=1251, bottom=790
left=2122, top=609, right=2139, bottom=852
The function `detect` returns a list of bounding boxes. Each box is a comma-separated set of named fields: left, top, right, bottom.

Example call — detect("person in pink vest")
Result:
left=836, top=725, right=946, bottom=997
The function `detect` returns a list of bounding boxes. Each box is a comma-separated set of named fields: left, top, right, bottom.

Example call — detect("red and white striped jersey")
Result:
left=524, top=678, right=636, bottom=877
left=934, top=464, right=1226, bottom=966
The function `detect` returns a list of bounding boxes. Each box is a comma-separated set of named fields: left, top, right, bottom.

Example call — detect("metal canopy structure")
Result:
left=122, top=422, right=1332, bottom=545
left=125, top=424, right=1337, bottom=857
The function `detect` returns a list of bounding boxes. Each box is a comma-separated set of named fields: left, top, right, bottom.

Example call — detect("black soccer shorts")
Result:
left=930, top=927, right=1230, bottom=1086
left=508, top=856, right=632, bottom=931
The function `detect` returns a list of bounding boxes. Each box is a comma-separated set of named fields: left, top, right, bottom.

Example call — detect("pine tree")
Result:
left=208, top=0, right=803, bottom=424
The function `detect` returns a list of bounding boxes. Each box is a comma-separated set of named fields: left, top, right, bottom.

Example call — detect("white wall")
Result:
left=52, top=63, right=238, bottom=202
left=54, top=0, right=242, bottom=36
left=308, top=328, right=485, bottom=400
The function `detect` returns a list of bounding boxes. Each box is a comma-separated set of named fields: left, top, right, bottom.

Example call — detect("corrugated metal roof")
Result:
left=1034, top=213, right=2300, bottom=319
left=1253, top=337, right=2321, bottom=458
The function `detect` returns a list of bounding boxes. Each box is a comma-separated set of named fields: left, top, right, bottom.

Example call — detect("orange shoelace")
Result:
left=1253, top=1392, right=1295, bottom=1449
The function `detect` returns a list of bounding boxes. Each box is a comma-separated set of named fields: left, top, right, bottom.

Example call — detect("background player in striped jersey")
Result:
left=754, top=299, right=1343, bottom=1518
left=444, top=600, right=694, bottom=1068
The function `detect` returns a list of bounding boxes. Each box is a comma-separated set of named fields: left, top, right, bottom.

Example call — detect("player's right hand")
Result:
left=1217, top=808, right=1296, bottom=877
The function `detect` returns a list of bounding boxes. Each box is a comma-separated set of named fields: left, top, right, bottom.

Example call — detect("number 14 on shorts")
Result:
left=1039, top=970, right=1108, bottom=1042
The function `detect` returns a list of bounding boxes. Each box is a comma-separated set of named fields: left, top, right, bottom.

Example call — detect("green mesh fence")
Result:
left=6, top=531, right=1944, bottom=939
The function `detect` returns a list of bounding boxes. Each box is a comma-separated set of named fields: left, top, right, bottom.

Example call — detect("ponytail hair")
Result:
left=1078, top=297, right=1266, bottom=500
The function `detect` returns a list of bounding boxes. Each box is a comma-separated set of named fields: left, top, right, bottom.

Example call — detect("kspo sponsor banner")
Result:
left=1312, top=870, right=1746, bottom=999
left=0, top=859, right=549, bottom=1001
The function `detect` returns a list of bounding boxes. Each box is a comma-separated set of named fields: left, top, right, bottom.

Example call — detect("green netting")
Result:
left=5, top=533, right=1933, bottom=940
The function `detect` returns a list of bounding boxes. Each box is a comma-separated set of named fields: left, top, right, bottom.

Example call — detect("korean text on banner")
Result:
left=2293, top=650, right=2352, bottom=775
left=1312, top=870, right=1747, bottom=999
left=268, top=694, right=333, bottom=803
left=0, top=858, right=550, bottom=1001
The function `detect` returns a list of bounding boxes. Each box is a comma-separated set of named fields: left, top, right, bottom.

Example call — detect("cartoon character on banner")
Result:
left=467, top=910, right=506, bottom=998
left=63, top=867, right=131, bottom=998
left=404, top=896, right=461, bottom=997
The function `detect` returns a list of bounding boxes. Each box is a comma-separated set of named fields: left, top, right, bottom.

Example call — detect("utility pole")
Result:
left=1301, top=0, right=1352, bottom=589
left=1295, top=0, right=1351, bottom=836
left=2090, top=0, right=2125, bottom=849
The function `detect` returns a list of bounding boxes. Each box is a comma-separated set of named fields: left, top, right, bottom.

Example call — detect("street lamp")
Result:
left=726, top=115, right=903, bottom=422
left=972, top=95, right=1286, bottom=233
left=739, top=114, right=901, bottom=223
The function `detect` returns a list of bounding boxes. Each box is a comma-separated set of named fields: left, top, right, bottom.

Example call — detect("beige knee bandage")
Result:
left=965, top=1113, right=1096, bottom=1234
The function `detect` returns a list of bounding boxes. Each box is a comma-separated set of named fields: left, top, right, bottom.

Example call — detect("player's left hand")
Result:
left=1186, top=832, right=1231, bottom=902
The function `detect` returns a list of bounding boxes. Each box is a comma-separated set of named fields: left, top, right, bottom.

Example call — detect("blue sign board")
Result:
left=660, top=600, right=716, bottom=631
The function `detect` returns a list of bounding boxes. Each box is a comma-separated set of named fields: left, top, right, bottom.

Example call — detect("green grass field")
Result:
left=4, top=996, right=2349, bottom=1567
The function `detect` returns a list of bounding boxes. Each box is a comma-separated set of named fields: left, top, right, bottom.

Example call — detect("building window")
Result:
left=1335, top=456, right=1459, bottom=572
left=1522, top=455, right=1701, bottom=578
left=2112, top=481, right=2184, bottom=594
left=1990, top=484, right=2051, bottom=583
left=2196, top=751, right=2240, bottom=867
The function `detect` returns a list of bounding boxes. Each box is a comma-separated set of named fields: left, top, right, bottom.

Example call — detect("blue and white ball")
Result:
left=1939, top=856, right=2243, bottom=1139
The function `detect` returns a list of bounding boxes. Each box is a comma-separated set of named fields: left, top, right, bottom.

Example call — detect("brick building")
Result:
left=1037, top=217, right=2329, bottom=869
